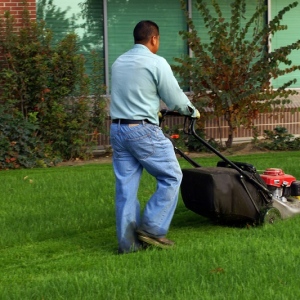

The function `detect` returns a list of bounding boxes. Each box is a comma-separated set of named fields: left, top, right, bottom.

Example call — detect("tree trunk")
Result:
left=225, top=118, right=234, bottom=148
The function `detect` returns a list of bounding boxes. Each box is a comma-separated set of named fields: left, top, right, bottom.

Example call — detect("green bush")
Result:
left=0, top=3, right=106, bottom=168
left=184, top=128, right=221, bottom=152
left=174, top=0, right=300, bottom=147
left=257, top=126, right=300, bottom=151
left=0, top=108, right=48, bottom=169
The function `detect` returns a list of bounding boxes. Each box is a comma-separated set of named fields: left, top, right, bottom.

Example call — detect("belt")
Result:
left=112, top=119, right=153, bottom=125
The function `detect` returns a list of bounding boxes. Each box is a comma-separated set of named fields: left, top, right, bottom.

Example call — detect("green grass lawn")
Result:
left=1, top=151, right=300, bottom=299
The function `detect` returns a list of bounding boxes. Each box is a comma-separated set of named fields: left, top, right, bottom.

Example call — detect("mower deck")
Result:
left=273, top=197, right=300, bottom=219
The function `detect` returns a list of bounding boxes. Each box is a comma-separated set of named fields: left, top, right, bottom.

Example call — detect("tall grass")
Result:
left=1, top=151, right=300, bottom=299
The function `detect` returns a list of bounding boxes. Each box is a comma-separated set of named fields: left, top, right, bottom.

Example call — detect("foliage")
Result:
left=0, top=1, right=107, bottom=168
left=257, top=126, right=300, bottom=150
left=0, top=107, right=48, bottom=169
left=163, top=123, right=221, bottom=153
left=88, top=50, right=108, bottom=138
left=162, top=124, right=187, bottom=151
left=37, top=0, right=104, bottom=74
left=185, top=129, right=221, bottom=152
left=173, top=0, right=300, bottom=147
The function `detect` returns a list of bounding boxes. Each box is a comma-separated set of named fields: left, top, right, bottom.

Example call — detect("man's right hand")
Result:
left=194, top=109, right=200, bottom=119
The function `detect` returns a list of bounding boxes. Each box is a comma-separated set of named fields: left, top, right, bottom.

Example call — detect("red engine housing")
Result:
left=260, top=168, right=296, bottom=188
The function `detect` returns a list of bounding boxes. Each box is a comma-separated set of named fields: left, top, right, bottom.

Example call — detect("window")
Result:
left=107, top=0, right=187, bottom=90
left=270, top=0, right=300, bottom=88
left=36, top=0, right=104, bottom=76
left=191, top=1, right=266, bottom=49
left=36, top=0, right=300, bottom=90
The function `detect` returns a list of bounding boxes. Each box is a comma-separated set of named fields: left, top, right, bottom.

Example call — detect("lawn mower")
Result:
left=159, top=110, right=300, bottom=225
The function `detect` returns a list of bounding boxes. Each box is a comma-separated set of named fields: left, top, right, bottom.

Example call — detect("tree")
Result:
left=173, top=0, right=300, bottom=147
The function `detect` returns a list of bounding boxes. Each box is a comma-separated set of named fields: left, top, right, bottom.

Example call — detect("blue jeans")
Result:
left=110, top=122, right=182, bottom=253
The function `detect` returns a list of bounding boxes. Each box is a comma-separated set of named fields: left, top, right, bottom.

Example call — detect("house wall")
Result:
left=32, top=0, right=300, bottom=90
left=0, top=0, right=36, bottom=24
left=270, top=0, right=300, bottom=88
left=2, top=1, right=300, bottom=88
left=1, top=1, right=300, bottom=147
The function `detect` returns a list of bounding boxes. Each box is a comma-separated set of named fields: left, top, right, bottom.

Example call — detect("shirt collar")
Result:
left=133, top=44, right=151, bottom=52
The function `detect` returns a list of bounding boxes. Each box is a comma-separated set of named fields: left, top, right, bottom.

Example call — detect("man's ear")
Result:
left=146, top=36, right=159, bottom=54
left=151, top=36, right=158, bottom=46
left=150, top=36, right=155, bottom=46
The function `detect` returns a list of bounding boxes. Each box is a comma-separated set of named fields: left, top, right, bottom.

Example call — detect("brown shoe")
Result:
left=136, top=230, right=175, bottom=249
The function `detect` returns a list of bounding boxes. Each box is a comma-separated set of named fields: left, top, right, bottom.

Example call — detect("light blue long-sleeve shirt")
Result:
left=110, top=44, right=197, bottom=125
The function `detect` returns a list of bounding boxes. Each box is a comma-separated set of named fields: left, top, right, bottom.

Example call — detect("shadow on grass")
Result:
left=172, top=205, right=215, bottom=230
left=172, top=204, right=255, bottom=231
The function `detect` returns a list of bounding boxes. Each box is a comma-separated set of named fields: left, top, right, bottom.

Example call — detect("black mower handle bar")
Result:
left=159, top=110, right=273, bottom=200
left=158, top=109, right=197, bottom=134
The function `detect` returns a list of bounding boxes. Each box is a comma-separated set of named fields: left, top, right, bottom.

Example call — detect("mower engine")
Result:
left=260, top=168, right=300, bottom=202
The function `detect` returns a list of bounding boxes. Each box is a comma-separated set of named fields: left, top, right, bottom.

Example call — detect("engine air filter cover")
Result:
left=260, top=168, right=295, bottom=188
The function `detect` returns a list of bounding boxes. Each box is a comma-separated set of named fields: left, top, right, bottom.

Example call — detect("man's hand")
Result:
left=193, top=109, right=200, bottom=119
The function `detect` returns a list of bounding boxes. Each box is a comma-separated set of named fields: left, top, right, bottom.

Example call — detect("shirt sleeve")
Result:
left=155, top=57, right=198, bottom=117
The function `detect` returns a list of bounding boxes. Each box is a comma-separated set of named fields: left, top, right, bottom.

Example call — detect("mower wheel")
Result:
left=260, top=207, right=282, bottom=224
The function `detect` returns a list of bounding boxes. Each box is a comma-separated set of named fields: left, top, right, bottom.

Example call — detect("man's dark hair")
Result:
left=133, top=20, right=159, bottom=44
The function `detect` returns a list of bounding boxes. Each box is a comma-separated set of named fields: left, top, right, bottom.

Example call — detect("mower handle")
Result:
left=159, top=109, right=194, bottom=128
left=159, top=110, right=273, bottom=200
left=159, top=109, right=195, bottom=134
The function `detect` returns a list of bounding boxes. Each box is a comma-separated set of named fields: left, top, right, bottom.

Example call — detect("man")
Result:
left=110, top=20, right=200, bottom=254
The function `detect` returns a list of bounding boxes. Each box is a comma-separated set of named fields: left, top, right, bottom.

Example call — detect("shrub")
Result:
left=174, top=0, right=300, bottom=147
left=258, top=126, right=300, bottom=151
left=0, top=108, right=49, bottom=169
left=0, top=2, right=107, bottom=168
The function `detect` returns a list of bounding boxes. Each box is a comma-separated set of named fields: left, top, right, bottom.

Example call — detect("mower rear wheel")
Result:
left=261, top=207, right=282, bottom=224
